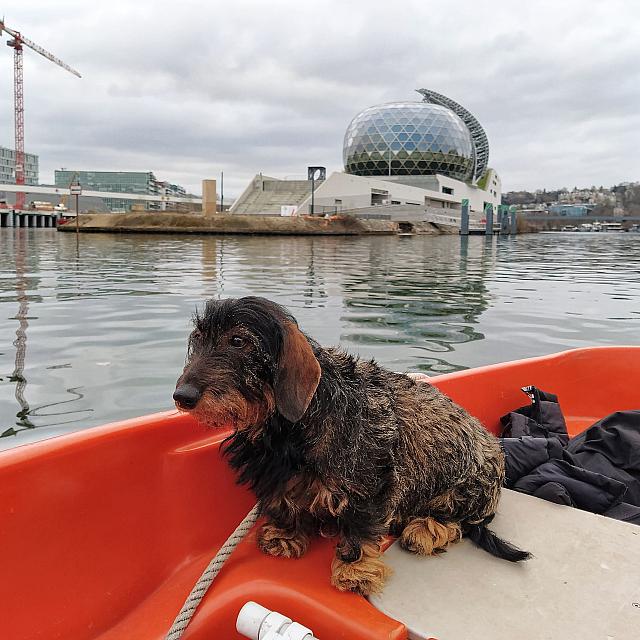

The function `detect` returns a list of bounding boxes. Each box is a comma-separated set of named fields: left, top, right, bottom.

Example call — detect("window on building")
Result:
left=442, top=186, right=454, bottom=195
left=371, top=190, right=389, bottom=206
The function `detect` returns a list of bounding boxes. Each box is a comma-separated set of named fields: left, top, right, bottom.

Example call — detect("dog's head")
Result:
left=173, top=296, right=321, bottom=430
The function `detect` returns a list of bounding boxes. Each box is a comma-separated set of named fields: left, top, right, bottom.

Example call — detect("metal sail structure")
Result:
left=416, top=89, right=489, bottom=184
left=0, top=19, right=81, bottom=210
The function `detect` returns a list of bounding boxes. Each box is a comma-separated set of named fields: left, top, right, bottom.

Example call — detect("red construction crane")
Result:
left=0, top=19, right=81, bottom=210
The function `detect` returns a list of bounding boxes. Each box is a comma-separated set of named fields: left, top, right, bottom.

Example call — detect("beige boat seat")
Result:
left=370, top=489, right=640, bottom=640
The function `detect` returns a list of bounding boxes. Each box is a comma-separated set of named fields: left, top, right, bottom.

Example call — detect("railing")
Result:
left=324, top=203, right=470, bottom=228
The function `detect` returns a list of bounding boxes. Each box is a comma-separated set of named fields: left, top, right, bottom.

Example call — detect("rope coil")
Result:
left=165, top=503, right=260, bottom=640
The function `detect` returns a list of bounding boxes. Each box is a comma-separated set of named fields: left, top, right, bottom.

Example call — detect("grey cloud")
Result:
left=1, top=0, right=639, bottom=196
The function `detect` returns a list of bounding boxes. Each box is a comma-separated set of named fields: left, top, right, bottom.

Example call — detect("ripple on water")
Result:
left=1, top=229, right=639, bottom=449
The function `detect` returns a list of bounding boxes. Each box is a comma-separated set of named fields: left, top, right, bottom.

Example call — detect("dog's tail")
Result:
left=465, top=519, right=531, bottom=562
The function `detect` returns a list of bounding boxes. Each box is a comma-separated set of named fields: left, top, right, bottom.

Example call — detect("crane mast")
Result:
left=0, top=20, right=81, bottom=211
left=12, top=36, right=25, bottom=209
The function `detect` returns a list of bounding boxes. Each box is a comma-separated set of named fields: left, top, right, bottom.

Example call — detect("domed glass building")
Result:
left=343, top=102, right=475, bottom=182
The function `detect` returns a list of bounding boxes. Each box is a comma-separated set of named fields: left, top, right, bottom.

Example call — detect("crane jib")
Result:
left=0, top=21, right=81, bottom=78
left=19, top=35, right=82, bottom=78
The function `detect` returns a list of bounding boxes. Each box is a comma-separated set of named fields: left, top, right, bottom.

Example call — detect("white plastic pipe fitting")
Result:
left=236, top=601, right=318, bottom=640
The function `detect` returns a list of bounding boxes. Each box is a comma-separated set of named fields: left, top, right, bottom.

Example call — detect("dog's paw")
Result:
left=257, top=523, right=309, bottom=559
left=330, top=542, right=391, bottom=596
left=399, top=517, right=461, bottom=555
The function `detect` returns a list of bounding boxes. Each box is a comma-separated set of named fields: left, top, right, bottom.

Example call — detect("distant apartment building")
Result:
left=54, top=170, right=188, bottom=212
left=0, top=146, right=39, bottom=185
left=155, top=180, right=189, bottom=211
left=549, top=204, right=595, bottom=217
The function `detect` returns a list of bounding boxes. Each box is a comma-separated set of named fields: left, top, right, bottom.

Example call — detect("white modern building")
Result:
left=298, top=170, right=501, bottom=217
left=231, top=90, right=502, bottom=221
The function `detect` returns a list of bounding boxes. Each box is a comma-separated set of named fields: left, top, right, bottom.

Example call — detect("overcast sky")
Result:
left=2, top=0, right=639, bottom=196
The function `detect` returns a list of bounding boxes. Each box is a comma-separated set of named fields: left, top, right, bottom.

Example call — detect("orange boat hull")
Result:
left=1, top=347, right=638, bottom=640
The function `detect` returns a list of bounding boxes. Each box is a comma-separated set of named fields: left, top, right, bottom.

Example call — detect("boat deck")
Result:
left=372, top=488, right=640, bottom=639
left=1, top=347, right=639, bottom=639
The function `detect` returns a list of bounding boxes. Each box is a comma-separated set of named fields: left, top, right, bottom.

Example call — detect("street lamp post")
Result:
left=307, top=166, right=326, bottom=216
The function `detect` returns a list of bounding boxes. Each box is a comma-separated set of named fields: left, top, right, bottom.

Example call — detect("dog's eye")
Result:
left=191, top=329, right=202, bottom=340
left=230, top=335, right=245, bottom=348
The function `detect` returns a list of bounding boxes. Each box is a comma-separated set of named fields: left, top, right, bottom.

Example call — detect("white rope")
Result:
left=165, top=503, right=261, bottom=640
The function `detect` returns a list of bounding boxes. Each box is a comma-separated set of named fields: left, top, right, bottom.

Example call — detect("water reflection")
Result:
left=340, top=236, right=493, bottom=372
left=1, top=229, right=639, bottom=449
left=201, top=236, right=218, bottom=297
left=301, top=240, right=328, bottom=306
left=10, top=231, right=31, bottom=429
left=1, top=231, right=95, bottom=440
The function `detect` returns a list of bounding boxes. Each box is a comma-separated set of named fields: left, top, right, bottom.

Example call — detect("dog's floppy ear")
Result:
left=274, top=321, right=321, bottom=422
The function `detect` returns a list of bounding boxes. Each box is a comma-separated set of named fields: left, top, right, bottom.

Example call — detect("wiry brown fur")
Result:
left=257, top=522, right=310, bottom=559
left=399, top=517, right=462, bottom=555
left=174, top=297, right=528, bottom=597
left=331, top=541, right=391, bottom=596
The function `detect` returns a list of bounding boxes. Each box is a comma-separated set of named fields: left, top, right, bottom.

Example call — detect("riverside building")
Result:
left=54, top=170, right=189, bottom=212
left=0, top=146, right=39, bottom=185
left=231, top=90, right=501, bottom=220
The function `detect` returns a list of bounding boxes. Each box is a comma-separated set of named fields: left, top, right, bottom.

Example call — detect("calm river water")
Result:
left=1, top=229, right=639, bottom=450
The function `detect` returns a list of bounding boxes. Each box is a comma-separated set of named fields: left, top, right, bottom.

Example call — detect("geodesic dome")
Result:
left=343, top=102, right=474, bottom=181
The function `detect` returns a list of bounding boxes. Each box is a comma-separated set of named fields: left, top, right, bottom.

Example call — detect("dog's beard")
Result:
left=187, top=388, right=275, bottom=436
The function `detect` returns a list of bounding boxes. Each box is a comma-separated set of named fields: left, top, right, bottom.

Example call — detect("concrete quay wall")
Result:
left=56, top=212, right=455, bottom=236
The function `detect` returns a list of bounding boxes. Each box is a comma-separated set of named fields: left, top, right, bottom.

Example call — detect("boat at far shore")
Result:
left=560, top=221, right=629, bottom=233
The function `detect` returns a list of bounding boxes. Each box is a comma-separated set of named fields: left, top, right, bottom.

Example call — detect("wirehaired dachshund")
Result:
left=173, top=296, right=529, bottom=596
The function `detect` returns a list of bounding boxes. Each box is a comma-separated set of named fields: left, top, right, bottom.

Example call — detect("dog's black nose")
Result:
left=173, top=384, right=202, bottom=410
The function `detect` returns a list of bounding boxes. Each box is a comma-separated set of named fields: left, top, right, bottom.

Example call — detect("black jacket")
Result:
left=500, top=387, right=640, bottom=525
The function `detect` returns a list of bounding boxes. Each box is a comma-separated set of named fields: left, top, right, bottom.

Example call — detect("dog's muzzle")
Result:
left=173, top=383, right=202, bottom=410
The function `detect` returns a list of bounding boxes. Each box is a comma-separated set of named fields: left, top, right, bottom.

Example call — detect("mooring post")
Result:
left=484, top=203, right=494, bottom=236
left=509, top=205, right=517, bottom=235
left=460, top=198, right=470, bottom=236
left=499, top=205, right=509, bottom=234
left=75, top=193, right=80, bottom=254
